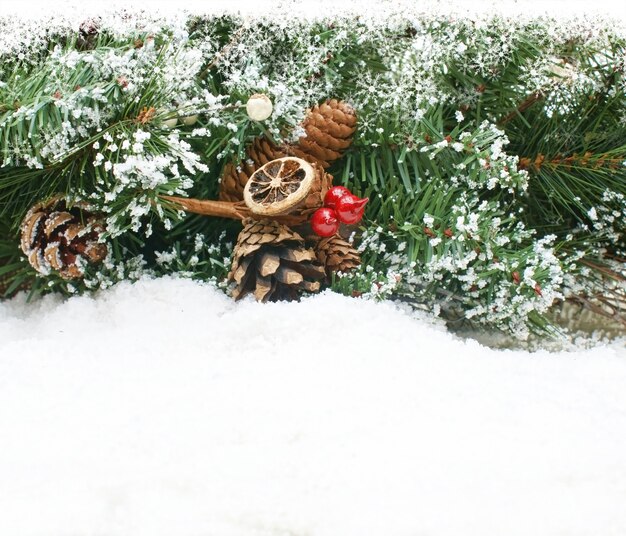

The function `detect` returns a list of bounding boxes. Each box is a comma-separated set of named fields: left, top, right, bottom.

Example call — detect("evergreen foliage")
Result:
left=1, top=10, right=625, bottom=338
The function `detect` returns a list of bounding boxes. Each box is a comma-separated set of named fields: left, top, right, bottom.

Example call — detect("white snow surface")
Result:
left=1, top=276, right=626, bottom=535
left=1, top=0, right=625, bottom=23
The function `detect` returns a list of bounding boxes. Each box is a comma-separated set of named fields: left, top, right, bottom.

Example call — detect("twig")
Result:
left=580, top=259, right=626, bottom=282
left=497, top=91, right=544, bottom=127
left=517, top=151, right=623, bottom=172
left=161, top=196, right=249, bottom=220
left=160, top=195, right=305, bottom=227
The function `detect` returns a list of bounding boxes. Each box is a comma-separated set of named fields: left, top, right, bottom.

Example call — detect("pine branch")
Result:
left=334, top=129, right=560, bottom=335
left=198, top=25, right=248, bottom=80
left=518, top=151, right=624, bottom=172
left=517, top=145, right=626, bottom=232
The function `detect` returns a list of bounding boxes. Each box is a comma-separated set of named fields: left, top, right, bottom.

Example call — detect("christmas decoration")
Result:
left=334, top=194, right=368, bottom=225
left=164, top=149, right=350, bottom=300
left=245, top=94, right=273, bottom=121
left=315, top=235, right=361, bottom=277
left=229, top=218, right=326, bottom=302
left=310, top=207, right=340, bottom=237
left=323, top=185, right=351, bottom=209
left=19, top=197, right=107, bottom=280
left=2, top=10, right=626, bottom=340
left=243, top=157, right=316, bottom=216
left=295, top=99, right=357, bottom=169
left=164, top=152, right=347, bottom=299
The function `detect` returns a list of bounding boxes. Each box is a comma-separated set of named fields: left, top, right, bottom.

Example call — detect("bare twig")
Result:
left=497, top=91, right=544, bottom=127
left=160, top=195, right=305, bottom=227
left=580, top=259, right=626, bottom=282
left=161, top=196, right=249, bottom=220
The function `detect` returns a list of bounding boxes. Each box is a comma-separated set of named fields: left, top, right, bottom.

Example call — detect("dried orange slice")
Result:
left=243, top=157, right=315, bottom=216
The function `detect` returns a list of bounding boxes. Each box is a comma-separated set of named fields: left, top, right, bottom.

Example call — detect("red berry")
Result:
left=323, top=186, right=351, bottom=209
left=311, top=207, right=339, bottom=237
left=335, top=195, right=369, bottom=225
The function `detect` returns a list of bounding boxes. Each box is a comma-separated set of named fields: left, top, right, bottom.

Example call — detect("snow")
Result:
left=1, top=0, right=626, bottom=23
left=1, top=276, right=626, bottom=535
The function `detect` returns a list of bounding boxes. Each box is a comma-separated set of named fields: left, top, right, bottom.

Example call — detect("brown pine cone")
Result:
left=229, top=218, right=325, bottom=302
left=296, top=99, right=357, bottom=168
left=315, top=235, right=361, bottom=277
left=20, top=196, right=107, bottom=279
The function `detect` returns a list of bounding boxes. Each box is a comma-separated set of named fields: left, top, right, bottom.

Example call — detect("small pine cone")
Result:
left=315, top=235, right=361, bottom=277
left=229, top=218, right=326, bottom=302
left=219, top=138, right=289, bottom=202
left=296, top=99, right=357, bottom=169
left=20, top=196, right=107, bottom=280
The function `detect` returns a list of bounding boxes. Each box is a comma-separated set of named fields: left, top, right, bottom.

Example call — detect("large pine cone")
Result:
left=219, top=99, right=357, bottom=202
left=315, top=235, right=361, bottom=277
left=20, top=196, right=107, bottom=279
left=229, top=218, right=325, bottom=302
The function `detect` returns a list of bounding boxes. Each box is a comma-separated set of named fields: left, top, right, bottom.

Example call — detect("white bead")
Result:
left=162, top=117, right=178, bottom=129
left=180, top=115, right=198, bottom=126
left=246, top=94, right=273, bottom=121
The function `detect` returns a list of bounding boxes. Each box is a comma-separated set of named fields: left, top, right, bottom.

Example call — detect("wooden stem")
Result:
left=161, top=195, right=250, bottom=220
left=161, top=195, right=306, bottom=227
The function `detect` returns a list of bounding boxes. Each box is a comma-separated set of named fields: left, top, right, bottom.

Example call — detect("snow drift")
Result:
left=1, top=276, right=626, bottom=535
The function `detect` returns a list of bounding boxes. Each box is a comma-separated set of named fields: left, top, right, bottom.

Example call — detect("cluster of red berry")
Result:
left=310, top=186, right=369, bottom=237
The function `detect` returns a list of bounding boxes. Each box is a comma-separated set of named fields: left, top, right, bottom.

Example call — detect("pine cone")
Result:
left=295, top=99, right=357, bottom=169
left=295, top=167, right=333, bottom=223
left=229, top=218, right=325, bottom=302
left=315, top=235, right=361, bottom=277
left=20, top=196, right=107, bottom=279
